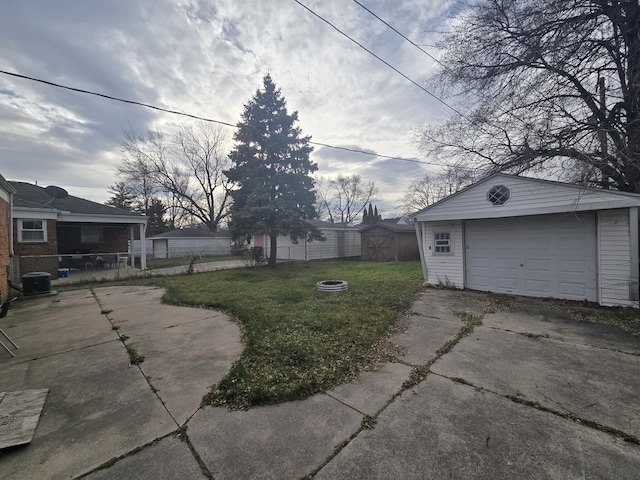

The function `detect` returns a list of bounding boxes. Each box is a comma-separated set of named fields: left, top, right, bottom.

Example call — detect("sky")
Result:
left=0, top=0, right=464, bottom=218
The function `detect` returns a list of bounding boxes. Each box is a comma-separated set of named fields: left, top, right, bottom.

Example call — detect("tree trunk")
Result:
left=269, top=233, right=278, bottom=267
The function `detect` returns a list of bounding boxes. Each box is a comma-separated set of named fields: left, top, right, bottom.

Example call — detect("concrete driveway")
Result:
left=1, top=286, right=639, bottom=479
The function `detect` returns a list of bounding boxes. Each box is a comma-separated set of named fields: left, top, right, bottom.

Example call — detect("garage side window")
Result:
left=434, top=232, right=451, bottom=253
left=18, top=219, right=47, bottom=242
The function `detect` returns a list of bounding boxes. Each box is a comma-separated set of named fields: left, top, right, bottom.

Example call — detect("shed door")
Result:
left=465, top=213, right=597, bottom=301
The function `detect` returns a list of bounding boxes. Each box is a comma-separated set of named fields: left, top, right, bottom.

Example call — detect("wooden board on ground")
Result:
left=0, top=389, right=49, bottom=449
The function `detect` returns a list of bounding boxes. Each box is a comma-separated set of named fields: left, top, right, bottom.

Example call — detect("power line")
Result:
left=0, top=69, right=433, bottom=166
left=293, top=0, right=468, bottom=120
left=351, top=0, right=444, bottom=67
left=0, top=69, right=236, bottom=128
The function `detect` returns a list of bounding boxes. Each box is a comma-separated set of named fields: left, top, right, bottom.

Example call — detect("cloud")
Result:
left=0, top=0, right=460, bottom=209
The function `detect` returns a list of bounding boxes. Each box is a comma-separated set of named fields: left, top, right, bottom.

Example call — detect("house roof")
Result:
left=148, top=228, right=230, bottom=239
left=10, top=181, right=145, bottom=218
left=412, top=173, right=640, bottom=222
left=360, top=222, right=416, bottom=234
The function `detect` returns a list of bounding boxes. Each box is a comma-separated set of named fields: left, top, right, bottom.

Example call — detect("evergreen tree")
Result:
left=105, top=181, right=135, bottom=210
left=145, top=197, right=169, bottom=236
left=225, top=75, right=319, bottom=267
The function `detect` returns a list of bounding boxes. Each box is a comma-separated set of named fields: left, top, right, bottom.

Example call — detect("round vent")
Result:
left=487, top=185, right=510, bottom=205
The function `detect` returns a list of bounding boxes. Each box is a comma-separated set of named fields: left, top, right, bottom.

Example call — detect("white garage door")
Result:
left=465, top=213, right=597, bottom=301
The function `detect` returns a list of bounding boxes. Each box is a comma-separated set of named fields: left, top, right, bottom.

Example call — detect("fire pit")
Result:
left=316, top=280, right=349, bottom=293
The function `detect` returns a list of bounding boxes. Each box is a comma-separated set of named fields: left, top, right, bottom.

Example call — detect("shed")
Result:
left=148, top=229, right=231, bottom=259
left=360, top=222, right=419, bottom=261
left=411, top=173, right=640, bottom=307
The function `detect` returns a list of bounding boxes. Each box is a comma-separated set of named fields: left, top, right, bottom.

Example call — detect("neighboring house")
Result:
left=411, top=173, right=640, bottom=307
left=10, top=181, right=148, bottom=280
left=361, top=222, right=420, bottom=261
left=0, top=174, right=16, bottom=303
left=254, top=220, right=361, bottom=261
left=148, top=228, right=231, bottom=259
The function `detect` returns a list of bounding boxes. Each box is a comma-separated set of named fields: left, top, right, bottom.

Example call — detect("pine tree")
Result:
left=225, top=75, right=319, bottom=267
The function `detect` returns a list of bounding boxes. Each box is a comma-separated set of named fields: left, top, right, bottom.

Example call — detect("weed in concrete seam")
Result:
left=112, top=325, right=120, bottom=331
left=403, top=312, right=482, bottom=389
left=120, top=334, right=129, bottom=341
left=101, top=308, right=113, bottom=315
left=505, top=394, right=640, bottom=445
left=125, top=343, right=145, bottom=365
left=361, top=415, right=377, bottom=430
left=519, top=332, right=550, bottom=339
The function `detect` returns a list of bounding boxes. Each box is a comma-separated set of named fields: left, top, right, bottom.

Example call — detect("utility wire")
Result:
left=0, top=69, right=236, bottom=128
left=0, top=69, right=431, bottom=166
left=351, top=0, right=444, bottom=67
left=293, top=0, right=469, bottom=121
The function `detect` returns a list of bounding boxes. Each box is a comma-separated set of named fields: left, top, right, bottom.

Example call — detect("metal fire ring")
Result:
left=316, top=280, right=349, bottom=293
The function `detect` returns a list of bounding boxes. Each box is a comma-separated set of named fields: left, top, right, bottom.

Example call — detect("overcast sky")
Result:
left=0, top=0, right=463, bottom=217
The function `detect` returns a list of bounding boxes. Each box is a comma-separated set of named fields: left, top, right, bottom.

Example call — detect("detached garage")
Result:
left=412, top=174, right=640, bottom=307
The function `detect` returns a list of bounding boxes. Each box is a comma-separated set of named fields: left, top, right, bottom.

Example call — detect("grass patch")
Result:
left=129, top=260, right=424, bottom=409
left=145, top=255, right=241, bottom=270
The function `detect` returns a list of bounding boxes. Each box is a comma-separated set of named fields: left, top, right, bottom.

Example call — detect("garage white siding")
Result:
left=598, top=209, right=635, bottom=307
left=422, top=221, right=464, bottom=288
left=465, top=213, right=597, bottom=301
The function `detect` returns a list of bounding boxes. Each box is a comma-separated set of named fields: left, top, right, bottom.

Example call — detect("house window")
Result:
left=19, top=219, right=47, bottom=242
left=434, top=232, right=451, bottom=253
left=81, top=226, right=103, bottom=243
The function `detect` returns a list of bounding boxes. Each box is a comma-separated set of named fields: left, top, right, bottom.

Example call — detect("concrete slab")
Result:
left=392, top=315, right=462, bottom=365
left=188, top=395, right=363, bottom=479
left=0, top=341, right=176, bottom=480
left=95, top=287, right=227, bottom=335
left=431, top=326, right=640, bottom=438
left=84, top=435, right=207, bottom=480
left=327, top=362, right=412, bottom=416
left=316, top=375, right=640, bottom=480
left=0, top=290, right=117, bottom=365
left=410, top=289, right=484, bottom=320
left=483, top=310, right=640, bottom=354
left=132, top=316, right=243, bottom=425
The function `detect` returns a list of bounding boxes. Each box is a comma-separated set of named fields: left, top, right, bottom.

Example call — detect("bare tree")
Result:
left=400, top=165, right=476, bottom=214
left=118, top=122, right=234, bottom=231
left=419, top=0, right=640, bottom=192
left=316, top=174, right=378, bottom=224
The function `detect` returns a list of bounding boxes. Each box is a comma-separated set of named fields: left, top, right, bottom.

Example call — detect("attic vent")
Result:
left=487, top=185, right=510, bottom=205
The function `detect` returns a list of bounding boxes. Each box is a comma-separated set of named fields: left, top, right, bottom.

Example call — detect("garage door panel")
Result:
left=525, top=280, right=550, bottom=294
left=465, top=214, right=597, bottom=302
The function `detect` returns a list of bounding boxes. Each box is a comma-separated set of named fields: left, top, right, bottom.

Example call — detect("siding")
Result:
left=599, top=209, right=636, bottom=306
left=422, top=221, right=464, bottom=288
left=415, top=175, right=640, bottom=222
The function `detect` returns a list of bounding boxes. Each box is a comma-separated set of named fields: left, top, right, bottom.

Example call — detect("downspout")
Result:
left=140, top=222, right=147, bottom=271
left=629, top=207, right=639, bottom=302
left=9, top=189, right=14, bottom=257
left=414, top=220, right=427, bottom=281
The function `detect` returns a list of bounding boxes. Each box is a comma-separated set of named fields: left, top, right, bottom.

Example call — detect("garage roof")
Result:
left=412, top=174, right=640, bottom=222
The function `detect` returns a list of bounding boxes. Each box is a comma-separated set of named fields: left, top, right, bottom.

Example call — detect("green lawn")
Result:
left=145, top=254, right=242, bottom=270
left=98, top=260, right=424, bottom=409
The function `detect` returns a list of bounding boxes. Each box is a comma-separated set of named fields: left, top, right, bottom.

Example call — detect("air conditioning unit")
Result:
left=22, top=272, right=52, bottom=296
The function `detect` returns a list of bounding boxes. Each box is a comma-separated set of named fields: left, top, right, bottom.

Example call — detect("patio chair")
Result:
left=0, top=297, right=19, bottom=357
left=104, top=254, right=117, bottom=269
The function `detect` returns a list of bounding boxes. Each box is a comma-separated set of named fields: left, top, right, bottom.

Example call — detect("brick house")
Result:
left=10, top=181, right=148, bottom=280
left=0, top=174, right=16, bottom=304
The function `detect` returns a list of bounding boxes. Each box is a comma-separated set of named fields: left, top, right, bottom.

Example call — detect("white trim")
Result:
left=13, top=208, right=58, bottom=220
left=18, top=218, right=48, bottom=243
left=58, top=212, right=147, bottom=225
